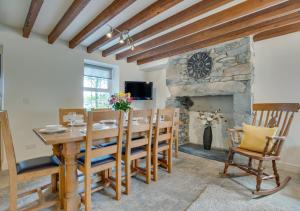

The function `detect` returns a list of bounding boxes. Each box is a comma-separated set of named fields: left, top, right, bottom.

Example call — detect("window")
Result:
left=83, top=63, right=112, bottom=109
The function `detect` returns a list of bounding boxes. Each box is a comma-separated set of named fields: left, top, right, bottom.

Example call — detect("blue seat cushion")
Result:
left=122, top=146, right=145, bottom=155
left=152, top=141, right=168, bottom=148
left=16, top=156, right=60, bottom=174
left=80, top=145, right=97, bottom=153
left=158, top=141, right=168, bottom=147
left=99, top=141, right=117, bottom=147
left=77, top=155, right=115, bottom=167
left=132, top=136, right=145, bottom=141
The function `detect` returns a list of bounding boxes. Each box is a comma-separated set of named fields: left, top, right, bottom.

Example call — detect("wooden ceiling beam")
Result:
left=87, top=0, right=183, bottom=53
left=137, top=12, right=300, bottom=65
left=254, top=22, right=300, bottom=42
left=128, top=0, right=300, bottom=62
left=69, top=0, right=136, bottom=49
left=116, top=0, right=284, bottom=60
left=23, top=0, right=44, bottom=38
left=102, top=0, right=232, bottom=57
left=48, top=0, right=91, bottom=44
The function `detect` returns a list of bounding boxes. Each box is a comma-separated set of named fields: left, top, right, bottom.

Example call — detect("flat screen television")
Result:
left=125, top=81, right=153, bottom=100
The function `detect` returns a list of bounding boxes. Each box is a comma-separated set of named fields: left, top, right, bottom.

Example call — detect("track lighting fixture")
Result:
left=105, top=25, right=134, bottom=51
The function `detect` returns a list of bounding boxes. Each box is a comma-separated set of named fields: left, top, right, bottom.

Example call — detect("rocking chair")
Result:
left=222, top=103, right=300, bottom=196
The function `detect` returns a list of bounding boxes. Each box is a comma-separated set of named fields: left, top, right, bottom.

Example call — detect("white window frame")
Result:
left=83, top=63, right=113, bottom=109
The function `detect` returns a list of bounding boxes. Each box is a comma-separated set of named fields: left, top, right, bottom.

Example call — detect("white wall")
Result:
left=144, top=32, right=300, bottom=173
left=0, top=24, right=146, bottom=167
left=144, top=68, right=170, bottom=109
left=254, top=32, right=300, bottom=173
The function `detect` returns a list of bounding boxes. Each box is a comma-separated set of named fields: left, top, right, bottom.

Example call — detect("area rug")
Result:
left=187, top=184, right=288, bottom=211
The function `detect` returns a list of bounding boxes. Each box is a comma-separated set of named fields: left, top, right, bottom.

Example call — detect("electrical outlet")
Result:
left=25, top=144, right=36, bottom=150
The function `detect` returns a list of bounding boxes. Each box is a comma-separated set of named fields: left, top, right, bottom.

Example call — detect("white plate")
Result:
left=39, top=127, right=67, bottom=134
left=100, top=120, right=116, bottom=124
left=68, top=122, right=87, bottom=126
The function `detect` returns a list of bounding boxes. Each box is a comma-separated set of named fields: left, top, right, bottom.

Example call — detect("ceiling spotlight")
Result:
left=106, top=32, right=112, bottom=38
left=119, top=39, right=125, bottom=44
left=106, top=26, right=113, bottom=38
left=119, top=33, right=125, bottom=44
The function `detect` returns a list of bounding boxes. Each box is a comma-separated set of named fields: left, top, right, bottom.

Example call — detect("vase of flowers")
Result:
left=109, top=92, right=133, bottom=113
left=199, top=110, right=224, bottom=150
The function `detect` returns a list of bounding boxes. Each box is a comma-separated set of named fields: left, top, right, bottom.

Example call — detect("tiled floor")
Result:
left=0, top=152, right=300, bottom=210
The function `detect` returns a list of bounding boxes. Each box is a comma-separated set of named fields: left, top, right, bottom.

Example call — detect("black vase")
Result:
left=203, top=126, right=212, bottom=150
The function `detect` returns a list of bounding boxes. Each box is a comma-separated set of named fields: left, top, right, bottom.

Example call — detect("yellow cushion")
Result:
left=239, top=124, right=278, bottom=153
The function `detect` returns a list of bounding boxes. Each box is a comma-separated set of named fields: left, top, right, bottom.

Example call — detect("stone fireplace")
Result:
left=166, top=37, right=254, bottom=156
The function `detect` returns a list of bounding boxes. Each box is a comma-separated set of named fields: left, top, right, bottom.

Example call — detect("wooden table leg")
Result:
left=62, top=142, right=81, bottom=211
left=51, top=145, right=60, bottom=192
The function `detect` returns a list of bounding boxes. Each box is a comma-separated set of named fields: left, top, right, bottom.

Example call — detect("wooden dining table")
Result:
left=34, top=125, right=89, bottom=211
left=33, top=119, right=178, bottom=211
left=33, top=122, right=151, bottom=211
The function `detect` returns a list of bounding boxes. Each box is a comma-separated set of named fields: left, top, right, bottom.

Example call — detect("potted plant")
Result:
left=199, top=110, right=224, bottom=150
left=109, top=92, right=133, bottom=112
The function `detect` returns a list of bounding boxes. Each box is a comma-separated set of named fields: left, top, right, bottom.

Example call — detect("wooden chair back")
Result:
left=153, top=108, right=175, bottom=148
left=0, top=111, right=17, bottom=176
left=125, top=109, right=154, bottom=155
left=252, top=103, right=300, bottom=136
left=84, top=110, right=124, bottom=168
left=92, top=108, right=112, bottom=112
left=59, top=108, right=87, bottom=126
left=252, top=103, right=300, bottom=155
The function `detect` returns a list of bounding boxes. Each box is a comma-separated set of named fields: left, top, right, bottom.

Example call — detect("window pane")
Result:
left=84, top=90, right=110, bottom=109
left=84, top=76, right=109, bottom=90
left=84, top=65, right=112, bottom=79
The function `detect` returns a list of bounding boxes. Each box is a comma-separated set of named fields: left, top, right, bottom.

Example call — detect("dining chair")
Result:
left=77, top=110, right=124, bottom=210
left=152, top=108, right=175, bottom=181
left=59, top=108, right=87, bottom=126
left=122, top=109, right=154, bottom=194
left=0, top=111, right=61, bottom=210
left=92, top=108, right=112, bottom=112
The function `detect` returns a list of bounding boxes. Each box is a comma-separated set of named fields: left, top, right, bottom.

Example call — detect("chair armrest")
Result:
left=263, top=136, right=287, bottom=156
left=266, top=136, right=286, bottom=141
left=227, top=128, right=244, bottom=147
left=228, top=128, right=243, bottom=133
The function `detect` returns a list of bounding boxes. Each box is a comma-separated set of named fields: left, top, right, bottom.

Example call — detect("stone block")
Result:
left=237, top=52, right=250, bottom=64
left=218, top=56, right=236, bottom=63
left=239, top=37, right=250, bottom=46
left=223, top=64, right=251, bottom=76
left=227, top=45, right=249, bottom=57
left=233, top=74, right=251, bottom=81
left=215, top=46, right=226, bottom=54
left=168, top=81, right=247, bottom=97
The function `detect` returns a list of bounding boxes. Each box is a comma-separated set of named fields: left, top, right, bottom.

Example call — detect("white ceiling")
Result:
left=0, top=0, right=245, bottom=50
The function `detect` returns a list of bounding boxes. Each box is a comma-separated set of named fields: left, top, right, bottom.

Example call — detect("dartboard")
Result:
left=186, top=52, right=212, bottom=79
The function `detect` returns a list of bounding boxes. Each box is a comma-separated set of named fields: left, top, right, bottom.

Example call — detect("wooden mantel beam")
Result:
left=23, top=0, right=44, bottom=38
left=116, top=0, right=283, bottom=60
left=128, top=0, right=300, bottom=63
left=254, top=22, right=300, bottom=42
left=137, top=12, right=300, bottom=65
left=48, top=0, right=90, bottom=44
left=87, top=0, right=183, bottom=53
left=69, top=0, right=136, bottom=49
left=102, top=0, right=232, bottom=57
